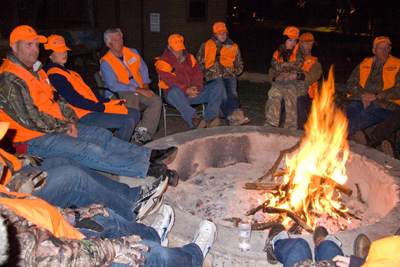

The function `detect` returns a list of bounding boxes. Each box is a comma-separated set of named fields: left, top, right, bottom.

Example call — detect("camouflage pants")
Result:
left=265, top=80, right=308, bottom=130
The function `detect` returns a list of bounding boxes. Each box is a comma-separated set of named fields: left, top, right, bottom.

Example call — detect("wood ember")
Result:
left=251, top=216, right=283, bottom=230
left=263, top=206, right=314, bottom=233
left=243, top=183, right=280, bottom=191
left=355, top=183, right=366, bottom=204
left=223, top=217, right=242, bottom=227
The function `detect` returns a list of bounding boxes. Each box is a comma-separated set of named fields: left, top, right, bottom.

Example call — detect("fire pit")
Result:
left=145, top=126, right=400, bottom=266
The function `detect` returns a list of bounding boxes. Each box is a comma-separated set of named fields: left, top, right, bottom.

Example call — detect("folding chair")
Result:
left=158, top=83, right=205, bottom=137
left=93, top=72, right=119, bottom=99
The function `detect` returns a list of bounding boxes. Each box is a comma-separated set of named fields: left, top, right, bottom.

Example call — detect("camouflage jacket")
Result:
left=291, top=259, right=336, bottom=267
left=0, top=192, right=117, bottom=267
left=0, top=51, right=77, bottom=137
left=346, top=56, right=400, bottom=110
left=196, top=37, right=244, bottom=82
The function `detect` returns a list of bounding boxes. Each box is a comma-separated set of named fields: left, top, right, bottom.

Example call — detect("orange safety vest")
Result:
left=155, top=54, right=197, bottom=89
left=302, top=55, right=319, bottom=99
left=0, top=185, right=85, bottom=239
left=358, top=55, right=400, bottom=105
left=46, top=67, right=94, bottom=118
left=0, top=59, right=67, bottom=143
left=273, top=43, right=299, bottom=63
left=100, top=47, right=143, bottom=88
left=0, top=148, right=21, bottom=185
left=204, top=39, right=238, bottom=69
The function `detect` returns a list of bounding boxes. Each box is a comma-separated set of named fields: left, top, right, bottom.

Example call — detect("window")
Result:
left=188, top=0, right=207, bottom=21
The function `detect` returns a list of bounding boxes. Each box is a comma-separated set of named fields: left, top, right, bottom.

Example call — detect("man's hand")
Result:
left=17, top=155, right=43, bottom=167
left=62, top=204, right=110, bottom=232
left=6, top=170, right=47, bottom=194
left=66, top=121, right=78, bottom=138
left=186, top=86, right=199, bottom=98
left=284, top=73, right=298, bottom=81
left=332, top=255, right=350, bottom=267
left=135, top=88, right=154, bottom=99
left=111, top=235, right=150, bottom=266
left=361, top=92, right=377, bottom=109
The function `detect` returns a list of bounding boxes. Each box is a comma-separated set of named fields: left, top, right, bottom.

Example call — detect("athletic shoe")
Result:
left=133, top=127, right=153, bottom=145
left=147, top=162, right=179, bottom=187
left=133, top=176, right=168, bottom=221
left=150, top=204, right=175, bottom=246
left=191, top=219, right=218, bottom=259
left=264, top=223, right=286, bottom=265
left=150, top=146, right=178, bottom=165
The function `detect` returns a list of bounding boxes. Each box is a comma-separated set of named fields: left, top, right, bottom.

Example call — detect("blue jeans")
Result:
left=297, top=94, right=312, bottom=130
left=80, top=209, right=204, bottom=267
left=346, top=100, right=392, bottom=135
left=165, top=79, right=224, bottom=128
left=26, top=124, right=151, bottom=178
left=217, top=77, right=240, bottom=125
left=79, top=108, right=140, bottom=142
left=274, top=238, right=343, bottom=267
left=21, top=156, right=141, bottom=221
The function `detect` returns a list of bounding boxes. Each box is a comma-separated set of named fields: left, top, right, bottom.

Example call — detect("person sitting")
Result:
left=100, top=28, right=162, bottom=145
left=0, top=25, right=177, bottom=183
left=346, top=36, right=400, bottom=135
left=156, top=34, right=224, bottom=129
left=296, top=32, right=323, bottom=130
left=264, top=26, right=308, bottom=130
left=197, top=22, right=250, bottom=126
left=43, top=34, right=140, bottom=142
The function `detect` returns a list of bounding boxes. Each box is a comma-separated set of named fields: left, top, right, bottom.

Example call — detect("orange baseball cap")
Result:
left=9, top=25, right=47, bottom=46
left=373, top=36, right=392, bottom=46
left=299, top=32, right=318, bottom=46
left=168, top=34, right=185, bottom=51
left=213, top=22, right=228, bottom=35
left=44, top=35, right=71, bottom=53
left=283, top=26, right=300, bottom=39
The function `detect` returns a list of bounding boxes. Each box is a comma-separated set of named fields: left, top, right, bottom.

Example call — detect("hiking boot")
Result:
left=313, top=226, right=329, bottom=248
left=147, top=162, right=179, bottom=187
left=206, top=117, right=220, bottom=128
left=133, top=177, right=168, bottom=221
left=264, top=223, right=286, bottom=265
left=355, top=131, right=369, bottom=146
left=381, top=140, right=397, bottom=158
left=191, top=115, right=206, bottom=129
left=191, top=219, right=218, bottom=259
left=150, top=204, right=175, bottom=246
left=132, top=127, right=153, bottom=145
left=353, top=234, right=371, bottom=258
left=150, top=146, right=178, bottom=165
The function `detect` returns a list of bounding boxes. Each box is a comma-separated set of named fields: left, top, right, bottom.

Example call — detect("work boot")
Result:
left=264, top=223, right=286, bottom=265
left=313, top=226, right=329, bottom=248
left=355, top=131, right=369, bottom=146
left=150, top=146, right=178, bottom=165
left=191, top=115, right=206, bottom=129
left=228, top=110, right=251, bottom=126
left=381, top=140, right=398, bottom=158
left=353, top=234, right=371, bottom=258
left=206, top=117, right=220, bottom=128
left=147, top=162, right=179, bottom=187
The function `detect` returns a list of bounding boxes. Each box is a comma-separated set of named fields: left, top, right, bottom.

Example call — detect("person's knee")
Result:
left=165, top=86, right=183, bottom=101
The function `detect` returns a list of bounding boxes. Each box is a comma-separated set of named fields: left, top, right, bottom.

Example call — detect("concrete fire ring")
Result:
left=142, top=126, right=400, bottom=267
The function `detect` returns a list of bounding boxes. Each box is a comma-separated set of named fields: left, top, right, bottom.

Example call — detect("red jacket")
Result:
left=156, top=49, right=204, bottom=96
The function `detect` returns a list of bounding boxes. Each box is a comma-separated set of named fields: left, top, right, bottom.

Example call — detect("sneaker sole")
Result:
left=155, top=147, right=178, bottom=165
left=167, top=170, right=179, bottom=187
left=136, top=177, right=168, bottom=221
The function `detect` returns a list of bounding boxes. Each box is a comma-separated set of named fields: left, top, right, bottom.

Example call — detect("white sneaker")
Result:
left=134, top=177, right=168, bottom=221
left=133, top=127, right=153, bottom=145
left=191, top=219, right=218, bottom=259
left=150, top=204, right=175, bottom=246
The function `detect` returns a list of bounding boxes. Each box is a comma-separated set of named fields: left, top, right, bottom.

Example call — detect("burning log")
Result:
left=355, top=183, right=366, bottom=204
left=263, top=206, right=314, bottom=234
left=251, top=216, right=283, bottom=231
left=243, top=183, right=281, bottom=191
left=257, top=140, right=301, bottom=182
left=312, top=175, right=353, bottom=197
left=288, top=222, right=301, bottom=234
left=246, top=200, right=271, bottom=216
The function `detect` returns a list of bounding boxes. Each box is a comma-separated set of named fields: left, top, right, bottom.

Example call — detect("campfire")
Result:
left=244, top=67, right=357, bottom=233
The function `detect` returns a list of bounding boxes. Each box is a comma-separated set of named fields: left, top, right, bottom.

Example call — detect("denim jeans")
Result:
left=274, top=238, right=343, bottom=267
left=217, top=77, right=240, bottom=125
left=21, top=156, right=141, bottom=221
left=297, top=94, right=312, bottom=130
left=346, top=100, right=392, bottom=135
left=165, top=79, right=224, bottom=128
left=79, top=108, right=140, bottom=142
left=79, top=209, right=204, bottom=267
left=26, top=124, right=151, bottom=178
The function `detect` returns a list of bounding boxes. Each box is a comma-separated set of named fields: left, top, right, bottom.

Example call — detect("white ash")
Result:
left=166, top=162, right=381, bottom=233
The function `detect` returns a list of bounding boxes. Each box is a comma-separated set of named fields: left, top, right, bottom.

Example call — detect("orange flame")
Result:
left=265, top=66, right=350, bottom=229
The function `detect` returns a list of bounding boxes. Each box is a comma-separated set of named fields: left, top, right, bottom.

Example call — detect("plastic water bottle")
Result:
left=238, top=216, right=251, bottom=251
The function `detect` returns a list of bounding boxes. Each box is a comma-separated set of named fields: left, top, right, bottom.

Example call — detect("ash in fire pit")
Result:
left=165, top=161, right=380, bottom=234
